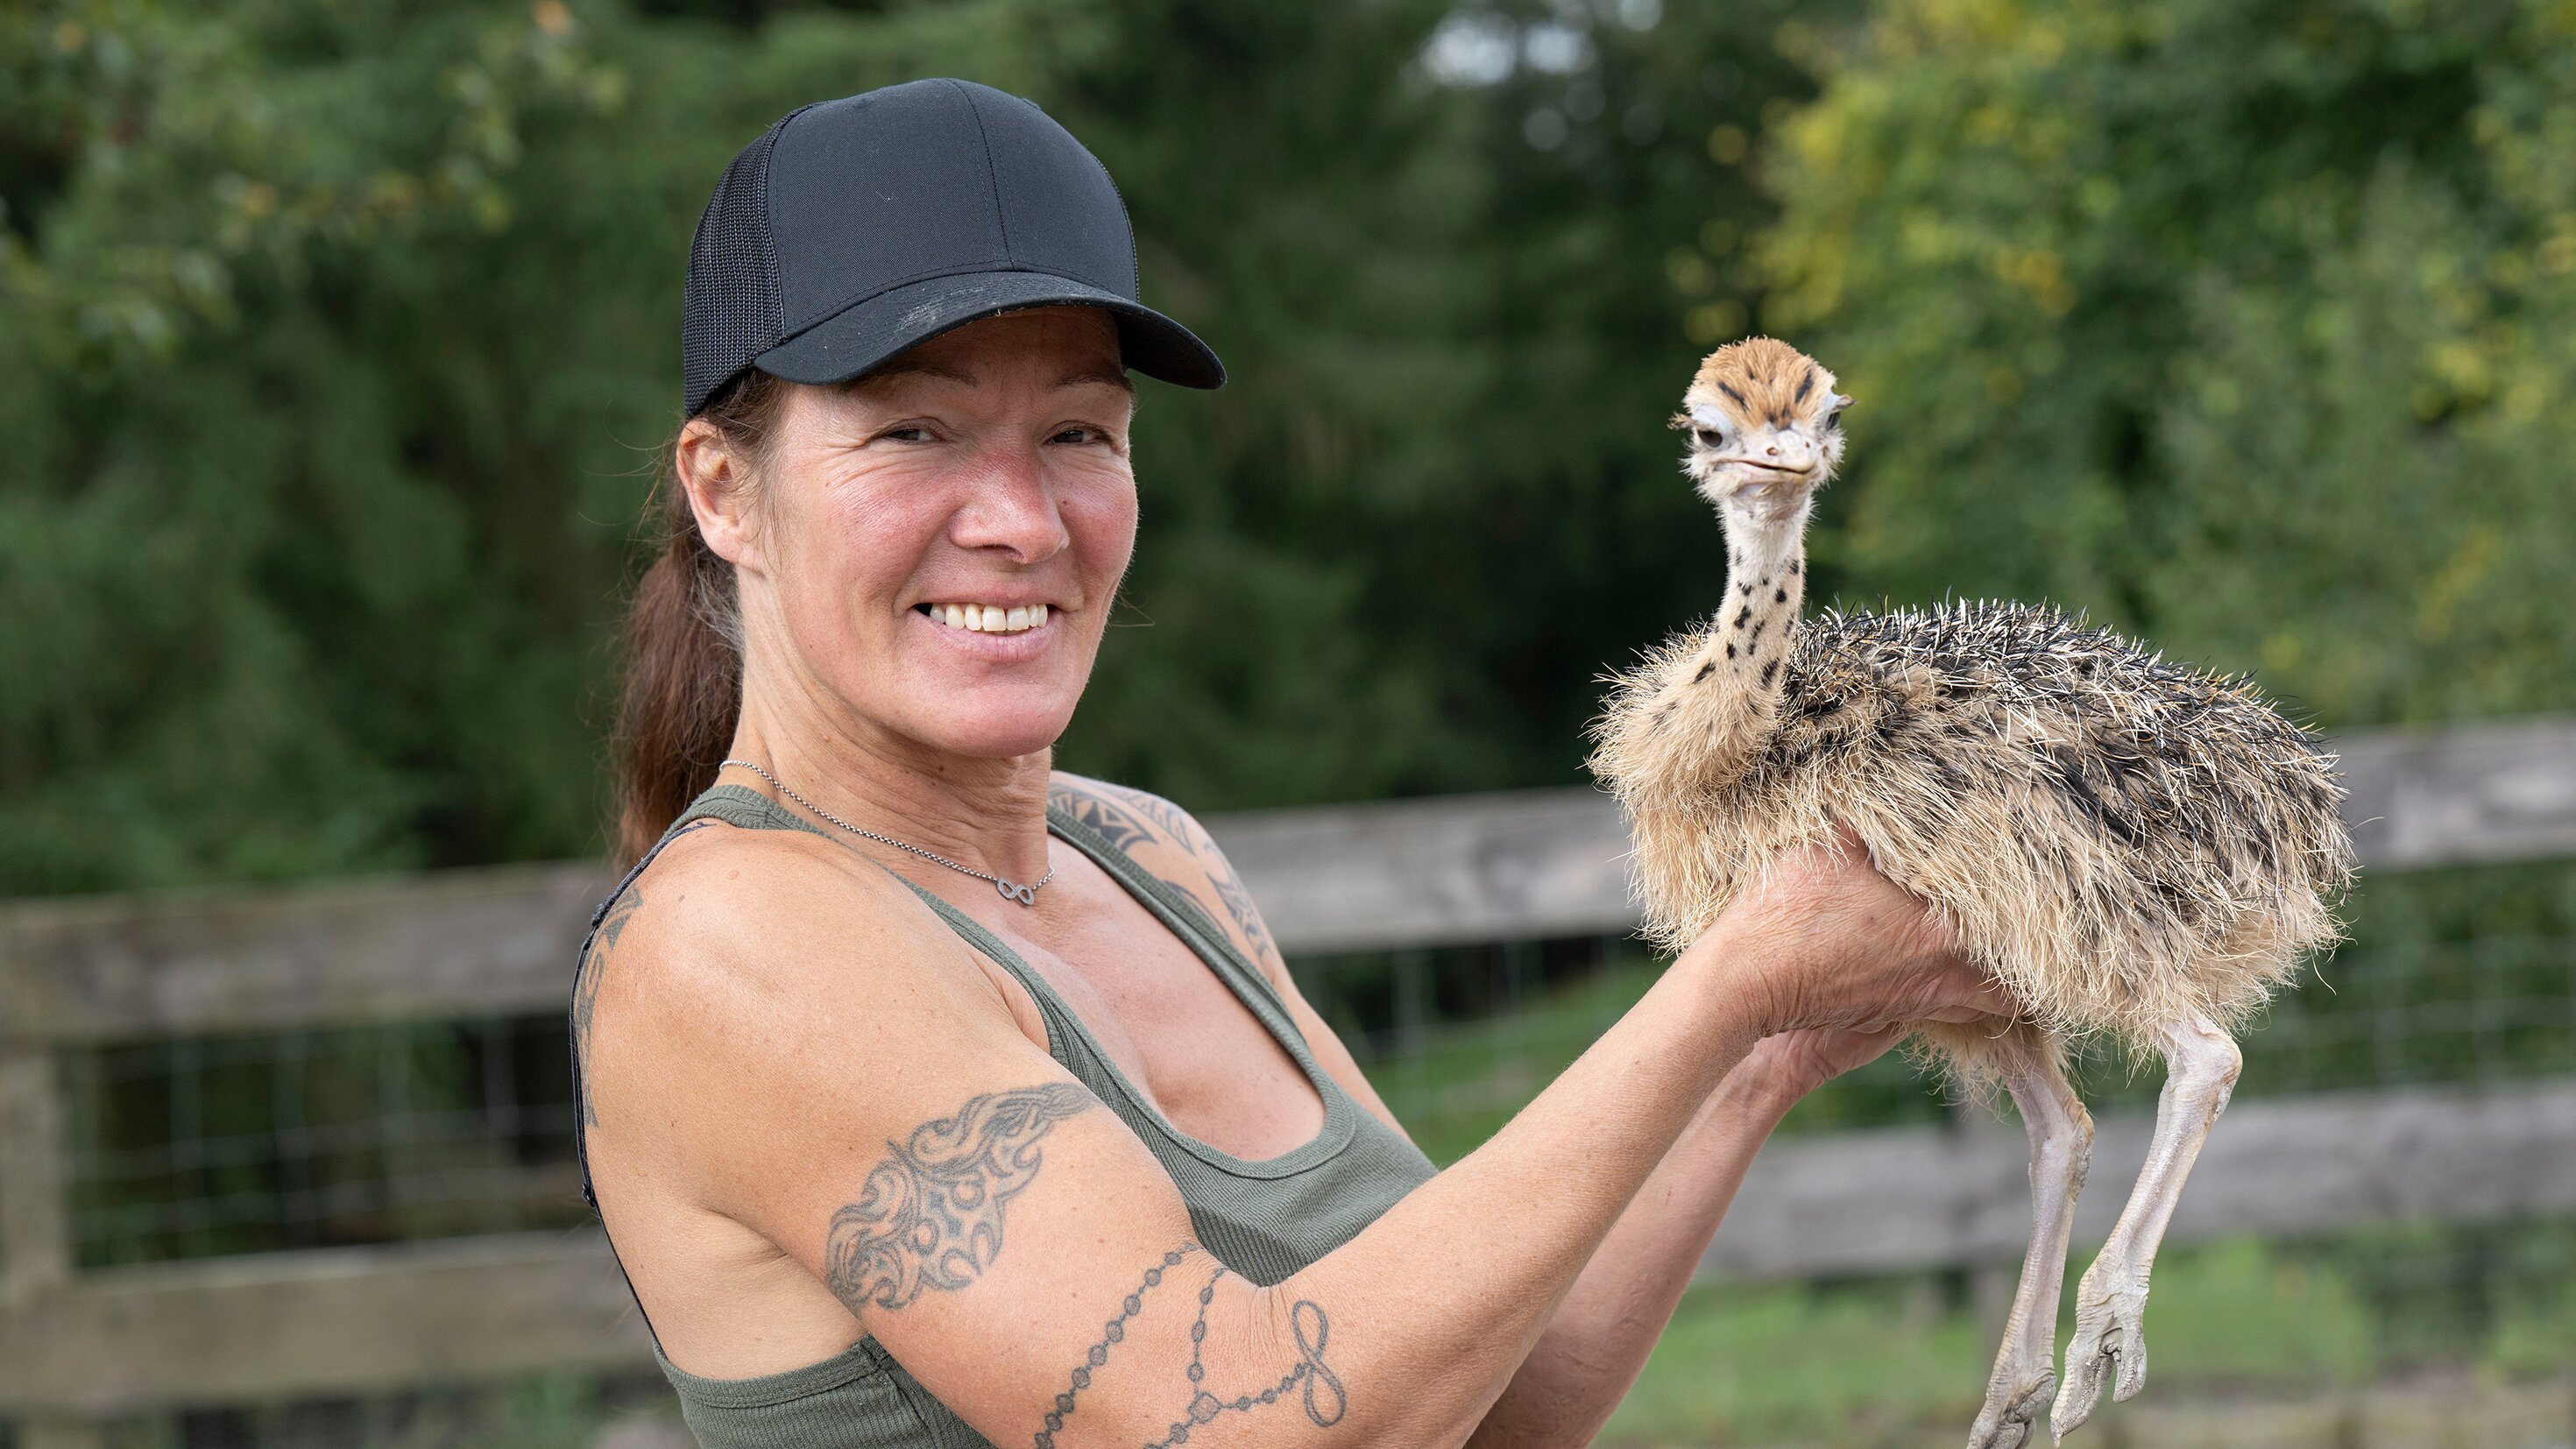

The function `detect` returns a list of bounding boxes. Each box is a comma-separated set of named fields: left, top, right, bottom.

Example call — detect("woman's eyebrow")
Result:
left=857, top=360, right=980, bottom=390
left=1054, top=365, right=1134, bottom=392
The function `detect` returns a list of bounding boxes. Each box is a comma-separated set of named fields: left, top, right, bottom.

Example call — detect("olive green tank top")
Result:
left=576, top=783, right=1436, bottom=1449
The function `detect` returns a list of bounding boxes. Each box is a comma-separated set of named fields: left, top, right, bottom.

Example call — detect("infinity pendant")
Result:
left=995, top=879, right=1039, bottom=906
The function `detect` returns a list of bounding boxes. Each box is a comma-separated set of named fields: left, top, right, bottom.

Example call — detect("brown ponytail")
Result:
left=612, top=370, right=792, bottom=865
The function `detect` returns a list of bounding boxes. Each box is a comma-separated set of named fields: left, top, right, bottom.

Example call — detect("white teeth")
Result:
left=925, top=603, right=1051, bottom=634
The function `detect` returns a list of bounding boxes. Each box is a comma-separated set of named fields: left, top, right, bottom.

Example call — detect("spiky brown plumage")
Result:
left=1590, top=337, right=2358, bottom=1447
left=1601, top=597, right=2352, bottom=1065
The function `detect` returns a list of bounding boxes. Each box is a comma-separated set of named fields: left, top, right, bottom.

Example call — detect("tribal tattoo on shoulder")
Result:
left=1034, top=1242, right=1345, bottom=1449
left=827, top=1083, right=1097, bottom=1312
left=572, top=887, right=643, bottom=1127
left=1046, top=781, right=1280, bottom=968
left=1049, top=780, right=1157, bottom=854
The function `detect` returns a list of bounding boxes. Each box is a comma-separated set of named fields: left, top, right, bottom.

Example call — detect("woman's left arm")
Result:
left=1053, top=777, right=1896, bottom=1444
left=1461, top=1028, right=1894, bottom=1446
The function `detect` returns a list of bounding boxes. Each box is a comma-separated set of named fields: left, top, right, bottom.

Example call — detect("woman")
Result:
left=577, top=79, right=2008, bottom=1448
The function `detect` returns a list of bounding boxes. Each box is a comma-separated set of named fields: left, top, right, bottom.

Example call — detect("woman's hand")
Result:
left=1688, top=828, right=2013, bottom=1042
left=1729, top=1024, right=1907, bottom=1113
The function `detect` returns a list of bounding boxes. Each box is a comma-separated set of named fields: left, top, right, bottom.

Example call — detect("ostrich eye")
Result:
left=1695, top=427, right=1726, bottom=449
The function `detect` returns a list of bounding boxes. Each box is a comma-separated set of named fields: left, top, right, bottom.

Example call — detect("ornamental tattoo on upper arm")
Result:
left=826, top=1083, right=1097, bottom=1311
left=572, top=887, right=643, bottom=1127
left=1033, top=1241, right=1345, bottom=1449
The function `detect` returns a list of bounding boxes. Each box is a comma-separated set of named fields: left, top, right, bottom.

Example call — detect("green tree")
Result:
left=1757, top=0, right=2576, bottom=728
left=4, top=0, right=1836, bottom=892
left=0, top=0, right=1115, bottom=891
left=1052, top=0, right=1849, bottom=806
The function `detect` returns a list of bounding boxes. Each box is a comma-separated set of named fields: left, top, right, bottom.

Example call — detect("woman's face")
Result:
left=700, top=307, right=1139, bottom=761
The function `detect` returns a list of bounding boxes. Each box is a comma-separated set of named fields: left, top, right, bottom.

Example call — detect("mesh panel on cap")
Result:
left=681, top=121, right=789, bottom=416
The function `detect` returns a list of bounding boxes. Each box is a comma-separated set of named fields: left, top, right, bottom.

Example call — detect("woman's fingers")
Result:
left=1914, top=962, right=2019, bottom=1024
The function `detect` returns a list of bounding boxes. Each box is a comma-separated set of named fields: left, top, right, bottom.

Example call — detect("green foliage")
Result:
left=10, top=0, right=2574, bottom=898
left=4, top=0, right=693, bottom=889
left=1759, top=0, right=2576, bottom=730
left=0, top=0, right=1828, bottom=892
left=1016, top=0, right=1848, bottom=808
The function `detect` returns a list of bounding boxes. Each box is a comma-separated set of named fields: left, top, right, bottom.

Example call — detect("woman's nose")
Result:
left=951, top=442, right=1071, bottom=560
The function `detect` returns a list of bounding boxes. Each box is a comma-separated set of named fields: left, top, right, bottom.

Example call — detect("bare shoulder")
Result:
left=577, top=822, right=1020, bottom=1134
left=620, top=822, right=966, bottom=995
left=1047, top=772, right=1284, bottom=975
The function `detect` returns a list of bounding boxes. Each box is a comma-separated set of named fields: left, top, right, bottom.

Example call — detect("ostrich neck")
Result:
left=1714, top=498, right=1810, bottom=707
left=1660, top=498, right=1809, bottom=786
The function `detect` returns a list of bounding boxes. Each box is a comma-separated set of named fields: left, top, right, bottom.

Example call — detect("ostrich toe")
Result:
left=2051, top=1258, right=2148, bottom=1437
left=1967, top=1370, right=2055, bottom=1449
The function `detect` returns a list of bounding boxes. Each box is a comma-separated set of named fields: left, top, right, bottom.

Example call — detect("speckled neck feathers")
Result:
left=1588, top=499, right=1810, bottom=812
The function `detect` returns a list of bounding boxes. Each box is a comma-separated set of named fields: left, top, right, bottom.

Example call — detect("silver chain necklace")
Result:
left=718, top=759, right=1056, bottom=906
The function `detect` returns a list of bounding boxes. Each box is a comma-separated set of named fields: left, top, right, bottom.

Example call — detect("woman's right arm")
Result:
left=585, top=829, right=2003, bottom=1449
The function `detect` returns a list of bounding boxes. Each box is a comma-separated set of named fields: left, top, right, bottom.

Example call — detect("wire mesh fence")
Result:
left=83, top=1372, right=682, bottom=1449
left=29, top=883, right=2576, bottom=1447
left=1297, top=928, right=2576, bottom=1163
left=48, top=929, right=2576, bottom=1267
left=64, top=1016, right=583, bottom=1269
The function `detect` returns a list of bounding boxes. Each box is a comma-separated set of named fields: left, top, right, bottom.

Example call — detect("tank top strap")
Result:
left=675, top=781, right=830, bottom=837
left=874, top=870, right=1094, bottom=1072
left=641, top=783, right=1124, bottom=1107
left=1040, top=802, right=1303, bottom=1032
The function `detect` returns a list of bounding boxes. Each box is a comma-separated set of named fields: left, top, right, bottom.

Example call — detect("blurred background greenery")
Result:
left=7, top=0, right=2576, bottom=1445
left=15, top=0, right=2572, bottom=896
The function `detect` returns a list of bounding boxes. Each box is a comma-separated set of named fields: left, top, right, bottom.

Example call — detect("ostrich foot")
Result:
left=1966, top=1368, right=2055, bottom=1449
left=2047, top=1009, right=2240, bottom=1440
left=2051, top=1258, right=2148, bottom=1437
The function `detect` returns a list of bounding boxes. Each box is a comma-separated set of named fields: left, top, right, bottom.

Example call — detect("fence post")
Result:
left=1392, top=950, right=1430, bottom=1055
left=0, top=1043, right=71, bottom=1303
left=2, top=1043, right=108, bottom=1449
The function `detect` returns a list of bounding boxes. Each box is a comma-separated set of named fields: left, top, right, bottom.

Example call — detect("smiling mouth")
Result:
left=916, top=602, right=1051, bottom=635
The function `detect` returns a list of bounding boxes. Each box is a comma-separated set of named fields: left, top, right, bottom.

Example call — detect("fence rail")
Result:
left=3, top=716, right=2574, bottom=1427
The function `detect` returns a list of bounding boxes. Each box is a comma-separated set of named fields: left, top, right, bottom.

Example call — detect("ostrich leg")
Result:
left=2051, top=1010, right=2243, bottom=1438
left=1964, top=1030, right=2093, bottom=1449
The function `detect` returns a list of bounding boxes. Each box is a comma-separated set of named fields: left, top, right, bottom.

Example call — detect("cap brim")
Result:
left=754, top=270, right=1225, bottom=393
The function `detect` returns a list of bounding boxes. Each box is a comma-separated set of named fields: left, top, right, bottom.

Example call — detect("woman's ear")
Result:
left=676, top=417, right=762, bottom=569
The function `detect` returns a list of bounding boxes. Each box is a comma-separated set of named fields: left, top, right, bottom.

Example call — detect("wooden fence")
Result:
left=4, top=717, right=2575, bottom=1437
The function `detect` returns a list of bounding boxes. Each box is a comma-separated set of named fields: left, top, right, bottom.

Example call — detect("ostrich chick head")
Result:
left=1677, top=336, right=1851, bottom=525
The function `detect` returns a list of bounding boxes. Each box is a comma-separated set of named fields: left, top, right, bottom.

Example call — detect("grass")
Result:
left=1323, top=941, right=2576, bottom=1445
left=1603, top=1226, right=2576, bottom=1447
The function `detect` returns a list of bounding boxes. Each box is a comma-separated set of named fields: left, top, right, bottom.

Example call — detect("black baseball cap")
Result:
left=681, top=78, right=1226, bottom=417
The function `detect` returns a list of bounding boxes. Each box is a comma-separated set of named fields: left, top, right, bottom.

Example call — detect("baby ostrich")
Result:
left=1590, top=338, right=2354, bottom=1446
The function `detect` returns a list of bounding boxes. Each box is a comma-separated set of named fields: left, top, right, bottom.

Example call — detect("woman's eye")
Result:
left=879, top=425, right=935, bottom=444
left=1695, top=428, right=1726, bottom=449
